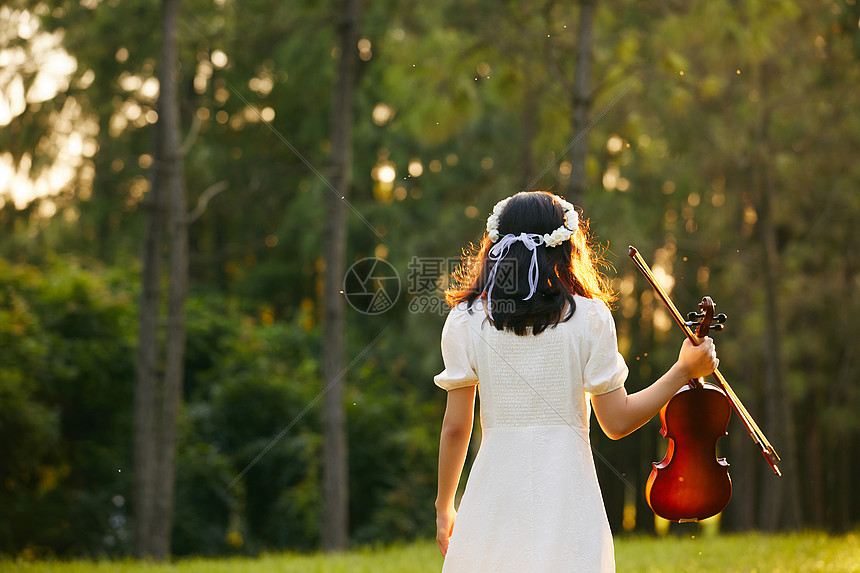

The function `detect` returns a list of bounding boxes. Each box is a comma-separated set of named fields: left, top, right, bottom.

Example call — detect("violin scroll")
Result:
left=693, top=297, right=715, bottom=339
left=685, top=306, right=727, bottom=333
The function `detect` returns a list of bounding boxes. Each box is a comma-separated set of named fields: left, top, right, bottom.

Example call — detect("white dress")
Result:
left=434, top=296, right=628, bottom=573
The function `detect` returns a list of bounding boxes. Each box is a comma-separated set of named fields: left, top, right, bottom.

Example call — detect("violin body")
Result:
left=645, top=380, right=732, bottom=522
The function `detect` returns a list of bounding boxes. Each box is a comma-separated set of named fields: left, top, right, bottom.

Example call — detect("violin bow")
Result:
left=629, top=246, right=782, bottom=477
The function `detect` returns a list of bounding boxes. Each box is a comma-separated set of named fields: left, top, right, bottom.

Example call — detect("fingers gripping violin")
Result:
left=628, top=247, right=782, bottom=523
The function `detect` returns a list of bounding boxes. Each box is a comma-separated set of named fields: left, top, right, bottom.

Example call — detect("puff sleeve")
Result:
left=582, top=302, right=628, bottom=395
left=433, top=306, right=479, bottom=391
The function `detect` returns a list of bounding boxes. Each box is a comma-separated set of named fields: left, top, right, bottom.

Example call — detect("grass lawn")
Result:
left=1, top=532, right=856, bottom=572
left=614, top=532, right=858, bottom=572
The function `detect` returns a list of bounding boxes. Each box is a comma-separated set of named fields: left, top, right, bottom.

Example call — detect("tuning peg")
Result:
left=710, top=324, right=725, bottom=332
left=715, top=313, right=727, bottom=324
left=687, top=311, right=704, bottom=322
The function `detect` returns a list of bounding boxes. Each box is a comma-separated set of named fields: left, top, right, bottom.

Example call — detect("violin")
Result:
left=628, top=246, right=782, bottom=522
left=646, top=297, right=732, bottom=521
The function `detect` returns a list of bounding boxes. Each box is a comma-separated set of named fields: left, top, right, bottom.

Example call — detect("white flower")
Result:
left=492, top=197, right=510, bottom=215
left=486, top=193, right=577, bottom=245
left=487, top=199, right=510, bottom=242
left=545, top=227, right=573, bottom=247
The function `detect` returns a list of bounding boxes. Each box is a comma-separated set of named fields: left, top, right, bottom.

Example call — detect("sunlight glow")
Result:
left=0, top=96, right=98, bottom=209
left=697, top=266, right=710, bottom=289
left=0, top=11, right=77, bottom=125
left=653, top=307, right=673, bottom=332
left=407, top=159, right=423, bottom=177
left=140, top=77, right=159, bottom=100
left=602, top=165, right=619, bottom=191
left=606, top=135, right=624, bottom=154
left=0, top=8, right=99, bottom=211
left=372, top=103, right=394, bottom=126
left=260, top=107, right=275, bottom=122
left=211, top=49, right=229, bottom=69
left=372, top=159, right=396, bottom=203
left=622, top=502, right=636, bottom=531
left=377, top=163, right=396, bottom=184
left=651, top=266, right=674, bottom=293
left=358, top=38, right=372, bottom=61
left=558, top=161, right=572, bottom=178
left=119, top=72, right=142, bottom=92
left=248, top=75, right=274, bottom=97
left=743, top=205, right=758, bottom=225
left=194, top=60, right=213, bottom=94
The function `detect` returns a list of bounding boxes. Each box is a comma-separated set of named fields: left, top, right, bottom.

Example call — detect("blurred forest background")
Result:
left=1, top=0, right=859, bottom=560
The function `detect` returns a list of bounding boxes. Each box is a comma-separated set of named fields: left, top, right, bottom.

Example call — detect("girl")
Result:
left=434, top=191, right=717, bottom=572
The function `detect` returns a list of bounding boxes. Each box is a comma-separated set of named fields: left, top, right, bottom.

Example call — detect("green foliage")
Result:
left=0, top=255, right=450, bottom=557
left=171, top=442, right=235, bottom=557
left=348, top=372, right=441, bottom=544
left=0, top=257, right=135, bottom=556
left=199, top=319, right=324, bottom=553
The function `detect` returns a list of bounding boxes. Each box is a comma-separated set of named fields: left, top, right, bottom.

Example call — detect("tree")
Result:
left=133, top=0, right=187, bottom=559
left=321, top=0, right=359, bottom=552
left=566, top=0, right=596, bottom=206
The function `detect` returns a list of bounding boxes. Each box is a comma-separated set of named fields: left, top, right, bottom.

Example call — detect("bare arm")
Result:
left=591, top=338, right=718, bottom=440
left=435, top=385, right=476, bottom=556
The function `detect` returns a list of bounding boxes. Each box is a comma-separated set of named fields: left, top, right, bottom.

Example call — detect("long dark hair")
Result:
left=445, top=191, right=616, bottom=335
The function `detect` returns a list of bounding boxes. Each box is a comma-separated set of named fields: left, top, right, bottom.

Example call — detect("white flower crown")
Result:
left=486, top=194, right=579, bottom=247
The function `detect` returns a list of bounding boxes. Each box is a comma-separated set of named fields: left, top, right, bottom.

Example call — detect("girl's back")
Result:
left=437, top=296, right=626, bottom=432
left=435, top=296, right=624, bottom=572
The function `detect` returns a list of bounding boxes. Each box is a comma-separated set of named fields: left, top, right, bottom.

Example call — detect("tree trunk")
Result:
left=133, top=119, right=162, bottom=561
left=321, top=0, right=358, bottom=552
left=757, top=156, right=801, bottom=530
left=725, top=253, right=756, bottom=532
left=566, top=0, right=595, bottom=207
left=806, top=405, right=824, bottom=527
left=153, top=0, right=187, bottom=558
left=133, top=0, right=185, bottom=559
left=753, top=72, right=802, bottom=529
left=833, top=261, right=857, bottom=530
left=519, top=81, right=537, bottom=190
